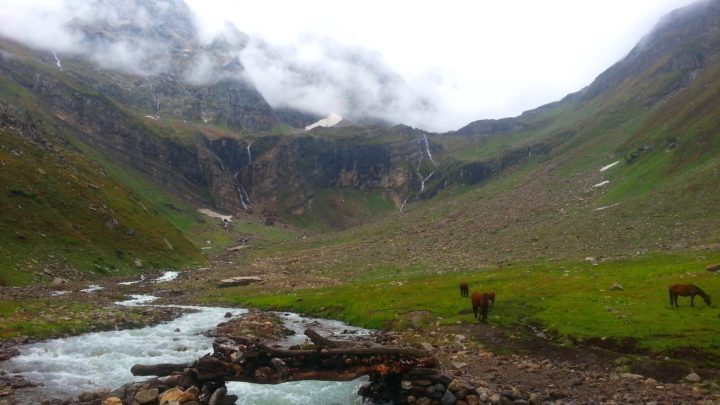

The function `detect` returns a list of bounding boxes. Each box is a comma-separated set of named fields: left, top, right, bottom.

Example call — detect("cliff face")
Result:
left=1, top=39, right=431, bottom=222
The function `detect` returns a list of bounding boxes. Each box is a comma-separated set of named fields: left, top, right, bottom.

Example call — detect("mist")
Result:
left=0, top=0, right=700, bottom=132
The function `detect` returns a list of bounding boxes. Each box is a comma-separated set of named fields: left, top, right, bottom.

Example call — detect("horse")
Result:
left=669, top=284, right=711, bottom=307
left=471, top=292, right=490, bottom=322
left=486, top=291, right=495, bottom=308
left=459, top=282, right=469, bottom=297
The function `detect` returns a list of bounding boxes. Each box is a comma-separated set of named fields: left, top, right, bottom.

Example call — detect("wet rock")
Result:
left=135, top=387, right=159, bottom=405
left=78, top=391, right=98, bottom=402
left=224, top=312, right=232, bottom=318
left=159, top=386, right=198, bottom=403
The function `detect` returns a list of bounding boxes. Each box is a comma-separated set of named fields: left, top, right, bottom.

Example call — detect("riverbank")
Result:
left=1, top=252, right=720, bottom=404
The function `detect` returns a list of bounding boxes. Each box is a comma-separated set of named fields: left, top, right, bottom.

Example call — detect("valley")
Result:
left=1, top=0, right=720, bottom=403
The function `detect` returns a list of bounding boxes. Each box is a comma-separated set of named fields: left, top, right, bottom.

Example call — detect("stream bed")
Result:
left=1, top=293, right=369, bottom=404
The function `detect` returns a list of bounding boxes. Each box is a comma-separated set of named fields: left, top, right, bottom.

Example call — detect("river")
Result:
left=1, top=280, right=369, bottom=404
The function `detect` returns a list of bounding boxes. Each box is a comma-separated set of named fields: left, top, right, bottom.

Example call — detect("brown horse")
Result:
left=669, top=284, right=711, bottom=307
left=486, top=291, right=495, bottom=308
left=471, top=292, right=490, bottom=322
left=459, top=282, right=469, bottom=297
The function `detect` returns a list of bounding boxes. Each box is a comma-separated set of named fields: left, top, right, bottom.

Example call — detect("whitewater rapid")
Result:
left=1, top=294, right=368, bottom=404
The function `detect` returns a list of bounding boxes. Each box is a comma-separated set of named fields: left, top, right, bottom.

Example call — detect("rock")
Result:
left=415, top=398, right=432, bottom=405
left=134, top=259, right=144, bottom=268
left=226, top=245, right=249, bottom=252
left=448, top=379, right=464, bottom=392
left=78, top=391, right=98, bottom=402
left=401, top=380, right=413, bottom=390
left=465, top=394, right=480, bottom=405
left=685, top=372, right=702, bottom=383
left=135, top=388, right=159, bottom=405
left=609, top=283, right=624, bottom=291
left=224, top=312, right=232, bottom=318
left=441, top=389, right=457, bottom=405
left=549, top=390, right=567, bottom=400
left=528, top=393, right=542, bottom=405
left=420, top=342, right=434, bottom=352
left=159, top=386, right=198, bottom=404
left=103, top=398, right=122, bottom=405
left=451, top=361, right=468, bottom=369
left=217, top=276, right=262, bottom=288
left=51, top=277, right=69, bottom=286
left=208, top=386, right=227, bottom=405
left=706, top=263, right=720, bottom=272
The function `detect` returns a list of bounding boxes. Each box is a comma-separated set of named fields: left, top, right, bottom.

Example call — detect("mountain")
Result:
left=1, top=0, right=720, bottom=285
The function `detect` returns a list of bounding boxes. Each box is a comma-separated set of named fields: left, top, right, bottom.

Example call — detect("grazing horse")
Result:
left=669, top=284, right=711, bottom=307
left=471, top=292, right=490, bottom=322
left=486, top=291, right=495, bottom=308
left=459, top=282, right=469, bottom=297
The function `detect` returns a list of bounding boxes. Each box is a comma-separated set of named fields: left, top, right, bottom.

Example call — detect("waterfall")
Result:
left=398, top=198, right=408, bottom=213
left=422, top=134, right=437, bottom=167
left=52, top=51, right=62, bottom=71
left=235, top=172, right=253, bottom=210
left=415, top=156, right=434, bottom=193
left=246, top=142, right=253, bottom=167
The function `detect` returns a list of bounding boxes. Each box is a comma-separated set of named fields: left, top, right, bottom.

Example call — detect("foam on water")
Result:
left=1, top=296, right=371, bottom=404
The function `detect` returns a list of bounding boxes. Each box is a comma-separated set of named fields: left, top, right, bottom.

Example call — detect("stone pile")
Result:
left=360, top=367, right=482, bottom=405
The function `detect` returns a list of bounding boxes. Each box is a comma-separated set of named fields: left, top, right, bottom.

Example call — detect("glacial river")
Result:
left=1, top=284, right=369, bottom=404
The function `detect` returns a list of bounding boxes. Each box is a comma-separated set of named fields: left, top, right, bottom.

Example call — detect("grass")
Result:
left=204, top=252, right=720, bottom=366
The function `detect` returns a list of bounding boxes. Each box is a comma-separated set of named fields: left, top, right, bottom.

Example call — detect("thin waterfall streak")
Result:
left=52, top=51, right=63, bottom=70
left=423, top=134, right=437, bottom=167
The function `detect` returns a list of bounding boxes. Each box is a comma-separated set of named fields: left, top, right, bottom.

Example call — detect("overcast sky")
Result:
left=185, top=0, right=697, bottom=130
left=0, top=0, right=699, bottom=131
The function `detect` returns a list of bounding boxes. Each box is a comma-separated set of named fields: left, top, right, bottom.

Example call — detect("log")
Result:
left=132, top=330, right=438, bottom=384
left=131, top=362, right=190, bottom=376
left=304, top=328, right=339, bottom=348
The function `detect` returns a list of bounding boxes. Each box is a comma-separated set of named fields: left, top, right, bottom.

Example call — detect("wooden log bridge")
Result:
left=131, top=329, right=438, bottom=385
left=125, top=329, right=481, bottom=404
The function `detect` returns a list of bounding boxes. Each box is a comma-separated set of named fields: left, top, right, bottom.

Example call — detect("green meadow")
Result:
left=205, top=252, right=720, bottom=366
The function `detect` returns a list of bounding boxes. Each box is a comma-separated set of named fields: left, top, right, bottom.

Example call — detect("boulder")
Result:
left=217, top=276, right=262, bottom=288
left=685, top=372, right=702, bottom=383
left=135, top=388, right=159, bottom=405
left=51, top=277, right=69, bottom=286
left=103, top=398, right=122, bottom=405
left=159, top=386, right=198, bottom=404
left=706, top=263, right=720, bottom=272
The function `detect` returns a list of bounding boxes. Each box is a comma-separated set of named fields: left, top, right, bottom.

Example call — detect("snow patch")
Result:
left=600, top=161, right=620, bottom=172
left=153, top=271, right=179, bottom=283
left=198, top=208, right=232, bottom=222
left=594, top=203, right=621, bottom=211
left=593, top=180, right=610, bottom=188
left=80, top=285, right=103, bottom=293
left=305, top=113, right=343, bottom=131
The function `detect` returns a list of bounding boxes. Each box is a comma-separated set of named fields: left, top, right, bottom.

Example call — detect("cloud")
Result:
left=240, top=35, right=439, bottom=129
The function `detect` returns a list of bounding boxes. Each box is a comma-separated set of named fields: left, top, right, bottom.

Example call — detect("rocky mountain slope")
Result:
left=1, top=0, right=720, bottom=285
